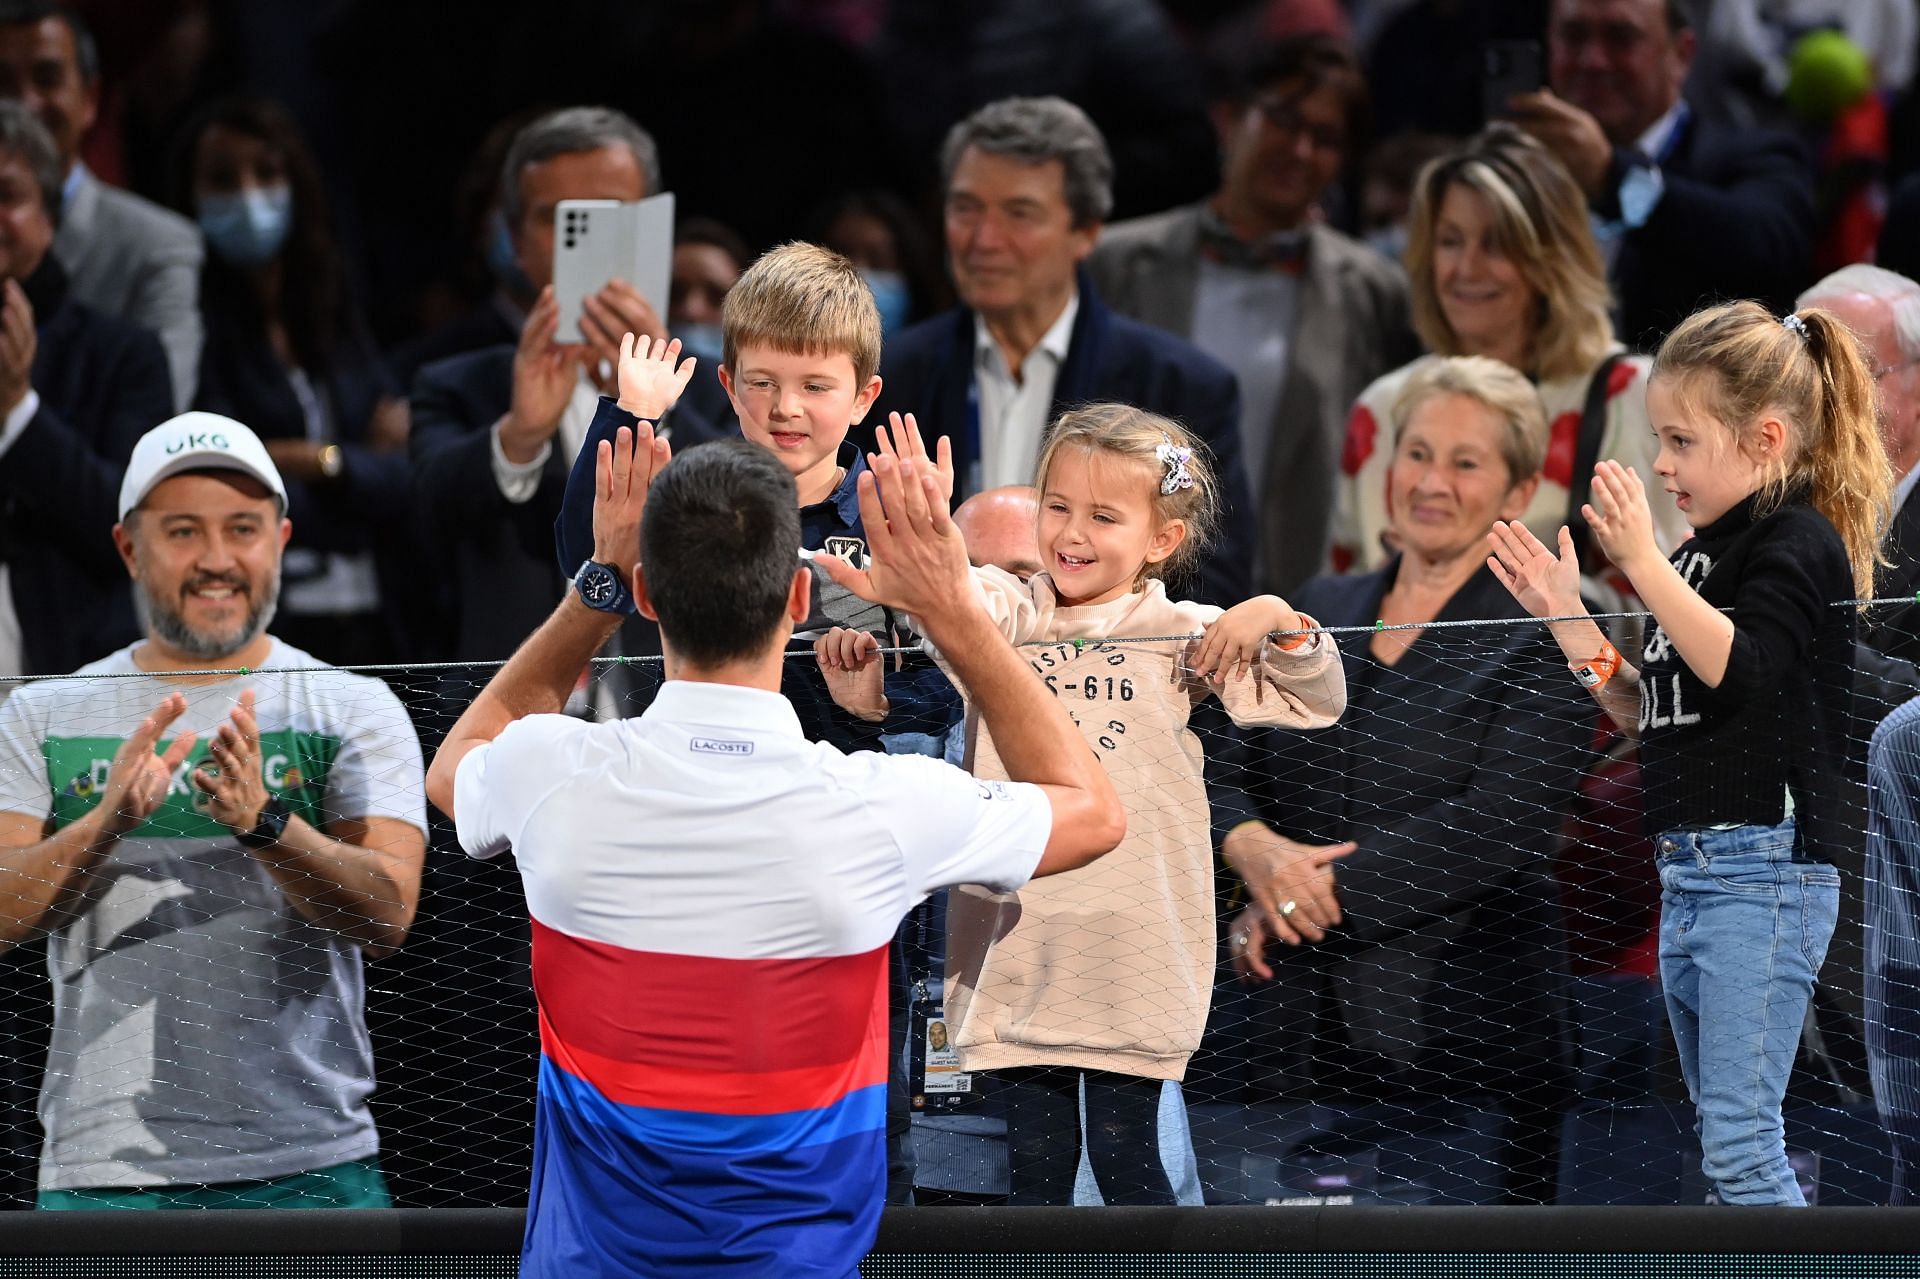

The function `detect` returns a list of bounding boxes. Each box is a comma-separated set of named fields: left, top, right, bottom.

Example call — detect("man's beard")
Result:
left=133, top=568, right=280, bottom=663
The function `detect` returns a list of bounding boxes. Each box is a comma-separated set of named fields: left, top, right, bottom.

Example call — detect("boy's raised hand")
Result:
left=615, top=333, right=697, bottom=422
left=592, top=423, right=671, bottom=571
left=814, top=626, right=888, bottom=722
left=872, top=412, right=955, bottom=508
left=1487, top=520, right=1582, bottom=620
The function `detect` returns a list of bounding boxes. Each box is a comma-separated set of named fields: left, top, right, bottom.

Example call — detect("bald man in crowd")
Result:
left=953, top=486, right=1041, bottom=581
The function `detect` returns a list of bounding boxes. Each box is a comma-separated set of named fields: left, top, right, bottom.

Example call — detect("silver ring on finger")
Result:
left=1279, top=900, right=1298, bottom=918
left=1232, top=932, right=1249, bottom=948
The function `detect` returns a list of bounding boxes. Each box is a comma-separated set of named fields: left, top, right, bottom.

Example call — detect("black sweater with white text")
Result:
left=1637, top=492, right=1859, bottom=864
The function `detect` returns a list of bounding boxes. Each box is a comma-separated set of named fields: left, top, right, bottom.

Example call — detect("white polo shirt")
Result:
left=452, top=678, right=1050, bottom=1274
left=455, top=680, right=1049, bottom=949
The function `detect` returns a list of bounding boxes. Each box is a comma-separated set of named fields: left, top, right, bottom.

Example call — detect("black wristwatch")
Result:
left=237, top=794, right=291, bottom=849
left=573, top=559, right=635, bottom=614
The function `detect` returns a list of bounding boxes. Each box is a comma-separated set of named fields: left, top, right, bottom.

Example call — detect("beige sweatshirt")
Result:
left=936, top=569, right=1347, bottom=1081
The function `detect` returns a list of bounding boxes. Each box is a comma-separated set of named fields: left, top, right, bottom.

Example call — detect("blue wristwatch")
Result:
left=573, top=559, right=635, bottom=615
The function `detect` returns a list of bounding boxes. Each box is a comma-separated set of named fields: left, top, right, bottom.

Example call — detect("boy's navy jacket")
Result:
left=556, top=396, right=960, bottom=749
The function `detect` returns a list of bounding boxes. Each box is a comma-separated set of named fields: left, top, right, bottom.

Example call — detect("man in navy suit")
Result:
left=1507, top=0, right=1814, bottom=352
left=1802, top=265, right=1920, bottom=1201
left=0, top=99, right=170, bottom=678
left=411, top=107, right=732, bottom=664
left=0, top=96, right=170, bottom=1207
left=867, top=96, right=1252, bottom=605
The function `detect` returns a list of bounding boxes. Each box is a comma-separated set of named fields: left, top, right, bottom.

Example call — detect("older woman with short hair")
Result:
left=1334, top=125, right=1685, bottom=582
left=1217, top=356, right=1592, bottom=1204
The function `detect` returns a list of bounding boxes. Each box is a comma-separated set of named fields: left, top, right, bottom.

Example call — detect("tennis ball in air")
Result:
left=1785, top=29, right=1872, bottom=122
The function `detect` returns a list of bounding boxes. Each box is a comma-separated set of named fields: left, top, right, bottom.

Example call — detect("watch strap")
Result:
left=573, top=559, right=636, bottom=615
left=238, top=794, right=291, bottom=849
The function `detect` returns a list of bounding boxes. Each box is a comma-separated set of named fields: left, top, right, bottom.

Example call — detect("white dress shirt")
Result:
left=973, top=293, right=1080, bottom=493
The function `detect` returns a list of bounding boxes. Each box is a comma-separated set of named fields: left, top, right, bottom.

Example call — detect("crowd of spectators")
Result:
left=7, top=0, right=1920, bottom=1212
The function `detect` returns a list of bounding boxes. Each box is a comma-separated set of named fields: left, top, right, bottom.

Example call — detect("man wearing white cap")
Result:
left=0, top=411, right=425, bottom=1209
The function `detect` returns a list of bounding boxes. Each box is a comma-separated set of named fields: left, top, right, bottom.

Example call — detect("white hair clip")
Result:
left=1782, top=313, right=1809, bottom=341
left=1156, top=439, right=1195, bottom=496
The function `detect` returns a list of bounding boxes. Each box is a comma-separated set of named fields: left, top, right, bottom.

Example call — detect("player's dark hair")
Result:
left=641, top=441, right=802, bottom=667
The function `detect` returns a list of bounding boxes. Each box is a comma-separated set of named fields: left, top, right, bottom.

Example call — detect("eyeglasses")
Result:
left=1252, top=97, right=1346, bottom=154
left=1874, top=356, right=1920, bottom=382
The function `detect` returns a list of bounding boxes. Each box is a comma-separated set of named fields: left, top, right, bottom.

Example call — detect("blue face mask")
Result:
left=197, top=185, right=293, bottom=268
left=1363, top=223, right=1408, bottom=264
left=676, top=321, right=725, bottom=363
left=861, top=268, right=913, bottom=335
left=485, top=208, right=532, bottom=299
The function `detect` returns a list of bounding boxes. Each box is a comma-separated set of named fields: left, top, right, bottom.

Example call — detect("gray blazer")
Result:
left=1089, top=206, right=1417, bottom=594
left=54, top=166, right=203, bottom=411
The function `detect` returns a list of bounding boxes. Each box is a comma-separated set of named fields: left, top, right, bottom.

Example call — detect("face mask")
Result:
left=861, top=268, right=913, bottom=335
left=1363, top=222, right=1409, bottom=263
left=197, top=184, right=293, bottom=268
left=485, top=208, right=532, bottom=298
left=676, top=320, right=724, bottom=362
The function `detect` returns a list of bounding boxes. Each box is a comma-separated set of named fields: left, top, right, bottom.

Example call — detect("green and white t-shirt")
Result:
left=0, top=639, right=425, bottom=1190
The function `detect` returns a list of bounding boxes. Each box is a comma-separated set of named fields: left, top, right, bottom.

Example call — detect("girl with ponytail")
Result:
left=1485, top=299, right=1892, bottom=1206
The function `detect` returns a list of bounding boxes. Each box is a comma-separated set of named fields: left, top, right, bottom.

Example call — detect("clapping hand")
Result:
left=0, top=279, right=35, bottom=415
left=581, top=279, right=668, bottom=394
left=1487, top=521, right=1583, bottom=620
left=1582, top=460, right=1660, bottom=575
left=98, top=693, right=197, bottom=834
left=501, top=287, right=580, bottom=464
left=193, top=690, right=270, bottom=838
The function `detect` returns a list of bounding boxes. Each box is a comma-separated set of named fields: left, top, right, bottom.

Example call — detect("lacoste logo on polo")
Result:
left=690, top=737, right=754, bottom=756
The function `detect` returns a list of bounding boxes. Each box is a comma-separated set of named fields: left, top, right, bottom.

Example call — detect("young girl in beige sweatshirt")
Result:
left=819, top=404, right=1347, bottom=1204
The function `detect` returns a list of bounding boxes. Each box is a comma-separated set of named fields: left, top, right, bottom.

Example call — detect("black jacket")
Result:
left=1218, top=562, right=1589, bottom=1099
left=0, top=261, right=172, bottom=674
left=409, top=346, right=735, bottom=662
left=1605, top=111, right=1815, bottom=351
left=866, top=275, right=1253, bottom=606
left=1637, top=495, right=1857, bottom=865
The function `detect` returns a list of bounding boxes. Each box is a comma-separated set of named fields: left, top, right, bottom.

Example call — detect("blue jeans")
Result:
left=1656, top=819, right=1838, bottom=1206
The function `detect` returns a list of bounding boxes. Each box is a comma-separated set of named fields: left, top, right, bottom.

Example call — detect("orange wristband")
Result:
left=1273, top=613, right=1317, bottom=651
left=1571, top=640, right=1622, bottom=691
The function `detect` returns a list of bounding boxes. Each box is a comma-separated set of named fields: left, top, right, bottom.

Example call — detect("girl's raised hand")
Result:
left=1583, top=459, right=1660, bottom=574
left=873, top=412, right=955, bottom=508
left=1487, top=520, right=1582, bottom=620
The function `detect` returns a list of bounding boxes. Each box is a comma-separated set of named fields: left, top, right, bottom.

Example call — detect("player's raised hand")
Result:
left=815, top=453, right=969, bottom=623
left=592, top=423, right=671, bottom=570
